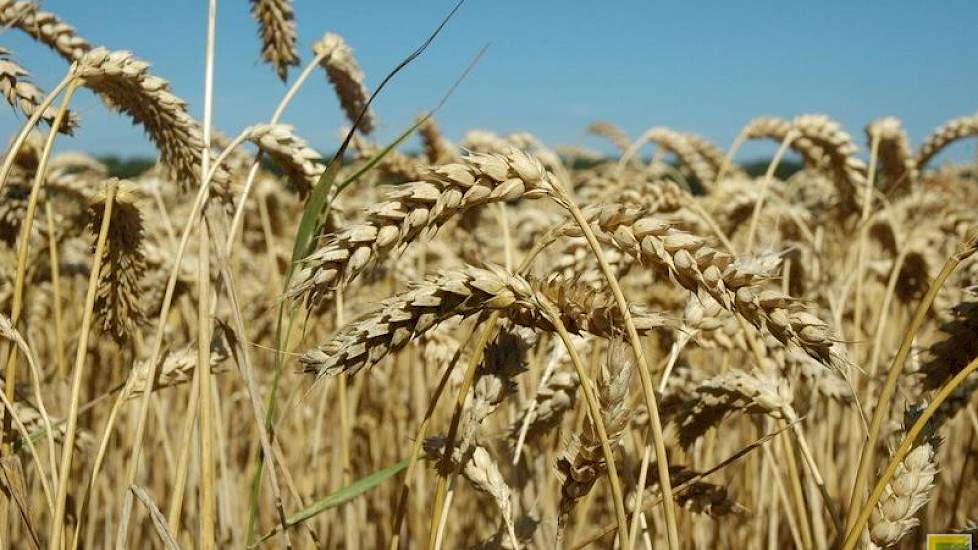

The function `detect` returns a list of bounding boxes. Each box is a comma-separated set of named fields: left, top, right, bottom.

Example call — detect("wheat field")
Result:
left=0, top=1, right=976, bottom=548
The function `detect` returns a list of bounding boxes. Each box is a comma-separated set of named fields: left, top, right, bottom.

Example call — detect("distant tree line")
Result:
left=98, top=154, right=804, bottom=183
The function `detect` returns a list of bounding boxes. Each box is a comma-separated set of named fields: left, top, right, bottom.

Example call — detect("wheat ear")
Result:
left=622, top=127, right=716, bottom=190
left=289, top=149, right=556, bottom=305
left=865, top=423, right=938, bottom=549
left=791, top=114, right=868, bottom=211
left=312, top=32, right=377, bottom=133
left=0, top=0, right=92, bottom=62
left=0, top=48, right=78, bottom=133
left=424, top=439, right=520, bottom=549
left=568, top=204, right=849, bottom=370
left=586, top=121, right=632, bottom=155
left=249, top=0, right=300, bottom=81
left=556, top=339, right=633, bottom=539
left=300, top=264, right=667, bottom=377
left=866, top=117, right=917, bottom=192
left=88, top=180, right=148, bottom=342
left=74, top=48, right=230, bottom=192
left=418, top=115, right=457, bottom=164
left=249, top=123, right=325, bottom=197
left=916, top=113, right=978, bottom=169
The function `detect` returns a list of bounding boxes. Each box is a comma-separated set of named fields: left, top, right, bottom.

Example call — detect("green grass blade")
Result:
left=254, top=458, right=410, bottom=545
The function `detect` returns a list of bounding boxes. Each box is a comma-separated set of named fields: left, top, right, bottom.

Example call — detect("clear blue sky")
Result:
left=3, top=1, right=977, bottom=162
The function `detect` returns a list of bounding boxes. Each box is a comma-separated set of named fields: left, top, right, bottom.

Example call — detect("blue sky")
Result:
left=2, top=1, right=977, bottom=162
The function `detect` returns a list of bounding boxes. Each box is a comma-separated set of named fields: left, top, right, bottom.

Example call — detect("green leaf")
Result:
left=334, top=115, right=430, bottom=195
left=254, top=458, right=410, bottom=544
left=289, top=159, right=341, bottom=277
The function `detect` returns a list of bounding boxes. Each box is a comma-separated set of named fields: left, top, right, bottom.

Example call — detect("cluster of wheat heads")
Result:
left=1, top=2, right=978, bottom=548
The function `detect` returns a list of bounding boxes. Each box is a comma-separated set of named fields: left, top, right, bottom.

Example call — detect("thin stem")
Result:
left=1, top=79, right=79, bottom=452
left=745, top=130, right=797, bottom=253
left=713, top=130, right=747, bottom=189
left=197, top=2, right=218, bottom=546
left=166, top=366, right=202, bottom=532
left=844, top=251, right=966, bottom=533
left=841, top=353, right=978, bottom=549
left=225, top=50, right=328, bottom=253
left=49, top=180, right=117, bottom=550
left=545, top=305, right=631, bottom=550
left=388, top=316, right=483, bottom=550
left=866, top=250, right=908, bottom=377
left=44, top=201, right=67, bottom=380
left=198, top=226, right=216, bottom=549
left=851, top=132, right=881, bottom=347
left=550, top=181, right=680, bottom=550
left=115, top=129, right=251, bottom=547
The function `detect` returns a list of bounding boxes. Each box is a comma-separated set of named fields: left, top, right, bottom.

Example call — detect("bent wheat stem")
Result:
left=550, top=178, right=680, bottom=550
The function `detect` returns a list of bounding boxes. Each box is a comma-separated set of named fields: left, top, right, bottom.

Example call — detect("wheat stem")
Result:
left=550, top=180, right=680, bottom=550
left=842, top=352, right=978, bottom=549
left=1, top=79, right=78, bottom=454
left=43, top=201, right=66, bottom=379
left=225, top=50, right=326, bottom=253
left=844, top=245, right=969, bottom=533
left=49, top=180, right=117, bottom=550
left=745, top=129, right=797, bottom=253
